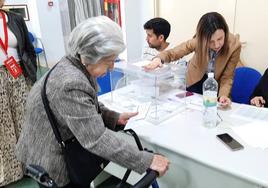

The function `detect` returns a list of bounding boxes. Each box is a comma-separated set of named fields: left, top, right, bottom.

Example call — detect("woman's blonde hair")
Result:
left=195, top=12, right=229, bottom=64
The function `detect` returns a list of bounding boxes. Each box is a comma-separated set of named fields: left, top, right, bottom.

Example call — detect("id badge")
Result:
left=4, top=56, right=22, bottom=79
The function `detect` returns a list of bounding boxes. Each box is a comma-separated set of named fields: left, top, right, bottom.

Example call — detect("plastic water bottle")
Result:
left=203, top=72, right=218, bottom=128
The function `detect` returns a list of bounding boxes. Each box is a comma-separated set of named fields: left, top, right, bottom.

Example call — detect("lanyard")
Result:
left=0, top=11, right=8, bottom=56
left=208, top=49, right=219, bottom=73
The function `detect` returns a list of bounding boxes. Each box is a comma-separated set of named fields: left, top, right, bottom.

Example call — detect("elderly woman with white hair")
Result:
left=15, top=16, right=169, bottom=188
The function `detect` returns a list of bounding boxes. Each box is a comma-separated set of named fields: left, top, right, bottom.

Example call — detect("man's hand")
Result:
left=143, top=57, right=163, bottom=71
left=250, top=96, right=265, bottom=107
left=117, top=112, right=138, bottom=125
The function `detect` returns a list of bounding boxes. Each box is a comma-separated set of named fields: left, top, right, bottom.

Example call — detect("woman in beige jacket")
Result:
left=144, top=12, right=241, bottom=108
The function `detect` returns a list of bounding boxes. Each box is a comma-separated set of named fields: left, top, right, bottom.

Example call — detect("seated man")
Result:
left=250, top=68, right=268, bottom=107
left=142, top=17, right=172, bottom=60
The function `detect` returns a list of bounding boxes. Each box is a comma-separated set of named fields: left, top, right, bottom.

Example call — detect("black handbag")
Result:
left=41, top=65, right=109, bottom=188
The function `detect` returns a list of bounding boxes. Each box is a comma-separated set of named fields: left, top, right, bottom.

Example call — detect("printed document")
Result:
left=231, top=104, right=268, bottom=122
left=232, top=121, right=268, bottom=149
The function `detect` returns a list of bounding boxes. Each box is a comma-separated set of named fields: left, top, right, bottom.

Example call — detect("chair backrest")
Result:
left=97, top=59, right=124, bottom=96
left=28, top=32, right=45, bottom=55
left=28, top=31, right=35, bottom=43
left=231, top=67, right=262, bottom=104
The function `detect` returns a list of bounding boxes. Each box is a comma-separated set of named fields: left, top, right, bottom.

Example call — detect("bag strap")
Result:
left=41, top=57, right=102, bottom=149
left=41, top=64, right=66, bottom=148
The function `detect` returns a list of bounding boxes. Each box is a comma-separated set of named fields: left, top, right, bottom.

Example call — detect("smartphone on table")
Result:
left=216, top=133, right=244, bottom=151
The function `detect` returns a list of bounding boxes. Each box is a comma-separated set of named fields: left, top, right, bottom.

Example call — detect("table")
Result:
left=99, top=93, right=268, bottom=188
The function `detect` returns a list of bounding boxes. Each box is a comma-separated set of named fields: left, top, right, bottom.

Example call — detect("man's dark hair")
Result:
left=143, top=17, right=171, bottom=40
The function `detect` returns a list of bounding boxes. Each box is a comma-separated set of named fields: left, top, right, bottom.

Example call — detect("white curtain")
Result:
left=59, top=0, right=72, bottom=51
left=74, top=0, right=102, bottom=27
left=59, top=0, right=103, bottom=48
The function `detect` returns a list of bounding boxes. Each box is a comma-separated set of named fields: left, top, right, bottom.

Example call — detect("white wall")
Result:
left=26, top=0, right=41, bottom=38
left=235, top=0, right=268, bottom=73
left=157, top=0, right=236, bottom=61
left=158, top=0, right=236, bottom=44
left=34, top=0, right=65, bottom=65
left=122, top=0, right=155, bottom=61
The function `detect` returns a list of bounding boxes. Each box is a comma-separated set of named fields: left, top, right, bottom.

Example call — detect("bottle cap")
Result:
left=208, top=72, right=214, bottom=78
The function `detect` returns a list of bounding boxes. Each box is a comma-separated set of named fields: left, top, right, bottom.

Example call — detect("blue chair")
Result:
left=97, top=71, right=124, bottom=95
left=97, top=72, right=112, bottom=95
left=28, top=32, right=49, bottom=74
left=231, top=67, right=262, bottom=104
left=97, top=59, right=124, bottom=96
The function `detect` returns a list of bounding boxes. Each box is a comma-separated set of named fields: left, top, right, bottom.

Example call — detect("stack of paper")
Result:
left=231, top=104, right=268, bottom=122
left=232, top=121, right=268, bottom=149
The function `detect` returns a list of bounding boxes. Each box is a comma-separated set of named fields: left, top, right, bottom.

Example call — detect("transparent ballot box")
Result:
left=104, top=60, right=187, bottom=124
